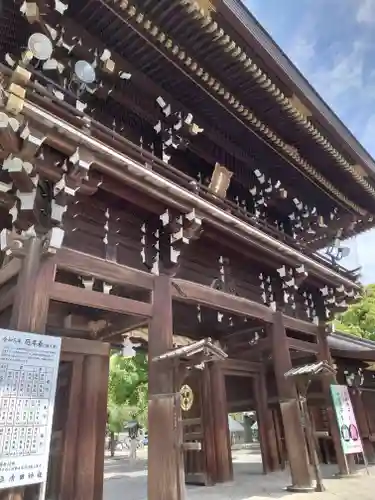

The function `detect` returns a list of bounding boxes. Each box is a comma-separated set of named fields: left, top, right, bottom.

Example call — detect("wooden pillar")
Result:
left=350, top=388, right=375, bottom=464
left=10, top=238, right=56, bottom=332
left=272, top=407, right=286, bottom=469
left=59, top=354, right=84, bottom=500
left=267, top=408, right=282, bottom=470
left=5, top=238, right=55, bottom=500
left=75, top=353, right=109, bottom=500
left=148, top=274, right=182, bottom=500
left=209, top=363, right=233, bottom=483
left=201, top=366, right=216, bottom=486
left=94, top=355, right=110, bottom=500
left=255, top=368, right=278, bottom=473
left=316, top=326, right=351, bottom=475
left=270, top=312, right=312, bottom=490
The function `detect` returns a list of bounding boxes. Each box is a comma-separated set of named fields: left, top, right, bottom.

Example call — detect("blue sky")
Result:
left=244, top=0, right=375, bottom=283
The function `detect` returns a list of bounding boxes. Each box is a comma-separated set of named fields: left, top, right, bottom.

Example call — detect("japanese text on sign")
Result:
left=330, top=384, right=363, bottom=455
left=0, top=329, right=61, bottom=489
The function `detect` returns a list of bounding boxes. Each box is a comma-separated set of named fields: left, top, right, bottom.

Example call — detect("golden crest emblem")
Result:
left=180, top=384, right=194, bottom=412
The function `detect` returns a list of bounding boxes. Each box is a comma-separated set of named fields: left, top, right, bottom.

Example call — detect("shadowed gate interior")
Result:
left=223, top=363, right=280, bottom=476
left=181, top=369, right=215, bottom=485
left=180, top=360, right=273, bottom=486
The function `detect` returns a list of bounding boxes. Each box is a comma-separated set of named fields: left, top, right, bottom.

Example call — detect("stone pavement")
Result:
left=104, top=447, right=375, bottom=500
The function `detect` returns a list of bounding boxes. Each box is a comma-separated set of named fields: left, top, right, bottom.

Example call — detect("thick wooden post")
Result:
left=255, top=368, right=277, bottom=473
left=10, top=238, right=56, bottom=332
left=148, top=274, right=182, bottom=500
left=272, top=407, right=286, bottom=469
left=350, top=388, right=375, bottom=464
left=201, top=366, right=217, bottom=485
left=75, top=353, right=110, bottom=500
left=270, top=312, right=312, bottom=491
left=5, top=238, right=55, bottom=500
left=209, top=363, right=233, bottom=483
left=59, top=354, right=84, bottom=500
left=316, top=326, right=350, bottom=475
left=94, top=354, right=110, bottom=500
left=266, top=408, right=282, bottom=470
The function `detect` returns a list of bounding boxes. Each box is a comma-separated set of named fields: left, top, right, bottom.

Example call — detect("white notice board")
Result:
left=0, top=329, right=61, bottom=489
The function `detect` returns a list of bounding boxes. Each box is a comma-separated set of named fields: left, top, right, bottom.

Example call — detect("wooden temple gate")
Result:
left=0, top=242, right=365, bottom=500
left=1, top=0, right=375, bottom=499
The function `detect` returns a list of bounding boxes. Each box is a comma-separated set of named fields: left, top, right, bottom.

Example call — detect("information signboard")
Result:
left=330, top=384, right=363, bottom=455
left=0, top=329, right=61, bottom=489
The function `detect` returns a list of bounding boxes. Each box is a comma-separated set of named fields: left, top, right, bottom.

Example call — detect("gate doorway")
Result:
left=46, top=338, right=110, bottom=500
left=224, top=366, right=278, bottom=478
left=181, top=369, right=215, bottom=485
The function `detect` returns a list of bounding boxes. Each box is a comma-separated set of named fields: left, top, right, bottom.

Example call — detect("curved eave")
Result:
left=98, top=0, right=375, bottom=215
left=44, top=0, right=364, bottom=217
left=220, top=0, right=375, bottom=179
left=132, top=0, right=375, bottom=211
left=306, top=216, right=375, bottom=251
left=10, top=0, right=375, bottom=227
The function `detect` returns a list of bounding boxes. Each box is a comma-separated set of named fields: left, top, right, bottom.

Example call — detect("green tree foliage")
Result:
left=107, top=401, right=134, bottom=434
left=107, top=351, right=148, bottom=429
left=334, top=284, right=375, bottom=340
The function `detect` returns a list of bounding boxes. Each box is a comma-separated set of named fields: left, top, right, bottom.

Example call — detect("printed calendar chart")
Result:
left=0, top=330, right=61, bottom=489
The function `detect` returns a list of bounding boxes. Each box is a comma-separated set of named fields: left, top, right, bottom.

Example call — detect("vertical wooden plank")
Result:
left=148, top=274, right=182, bottom=500
left=10, top=238, right=43, bottom=331
left=148, top=395, right=180, bottom=499
left=74, top=355, right=102, bottom=500
left=350, top=389, right=375, bottom=463
left=30, top=256, right=56, bottom=333
left=148, top=274, right=174, bottom=394
left=174, top=389, right=186, bottom=500
left=254, top=370, right=274, bottom=473
left=272, top=407, right=286, bottom=469
left=316, top=326, right=350, bottom=475
left=209, top=363, right=233, bottom=483
left=59, top=354, right=84, bottom=500
left=266, top=408, right=281, bottom=470
left=94, top=353, right=110, bottom=500
left=201, top=366, right=216, bottom=485
left=10, top=239, right=55, bottom=333
left=271, top=312, right=312, bottom=490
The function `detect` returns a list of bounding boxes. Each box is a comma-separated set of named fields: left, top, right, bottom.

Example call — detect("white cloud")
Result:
left=301, top=41, right=365, bottom=105
left=287, top=38, right=315, bottom=73
left=343, top=231, right=375, bottom=284
left=356, top=0, right=375, bottom=24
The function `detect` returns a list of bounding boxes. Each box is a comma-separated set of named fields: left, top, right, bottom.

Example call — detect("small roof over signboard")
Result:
left=152, top=338, right=227, bottom=363
left=285, top=361, right=336, bottom=379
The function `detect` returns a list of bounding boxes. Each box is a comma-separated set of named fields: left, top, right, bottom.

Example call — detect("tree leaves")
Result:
left=107, top=352, right=148, bottom=430
left=334, top=284, right=375, bottom=340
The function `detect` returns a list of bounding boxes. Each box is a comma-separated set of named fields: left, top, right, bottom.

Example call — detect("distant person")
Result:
left=128, top=421, right=140, bottom=462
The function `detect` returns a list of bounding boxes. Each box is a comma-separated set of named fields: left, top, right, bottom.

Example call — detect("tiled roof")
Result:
left=328, top=332, right=375, bottom=352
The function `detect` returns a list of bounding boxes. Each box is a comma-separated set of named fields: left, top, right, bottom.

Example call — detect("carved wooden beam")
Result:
left=0, top=96, right=100, bottom=257
left=259, top=271, right=276, bottom=311
left=141, top=208, right=202, bottom=275
left=50, top=281, right=152, bottom=317
left=0, top=111, right=22, bottom=153
left=319, top=283, right=361, bottom=320
left=29, top=3, right=350, bottom=239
